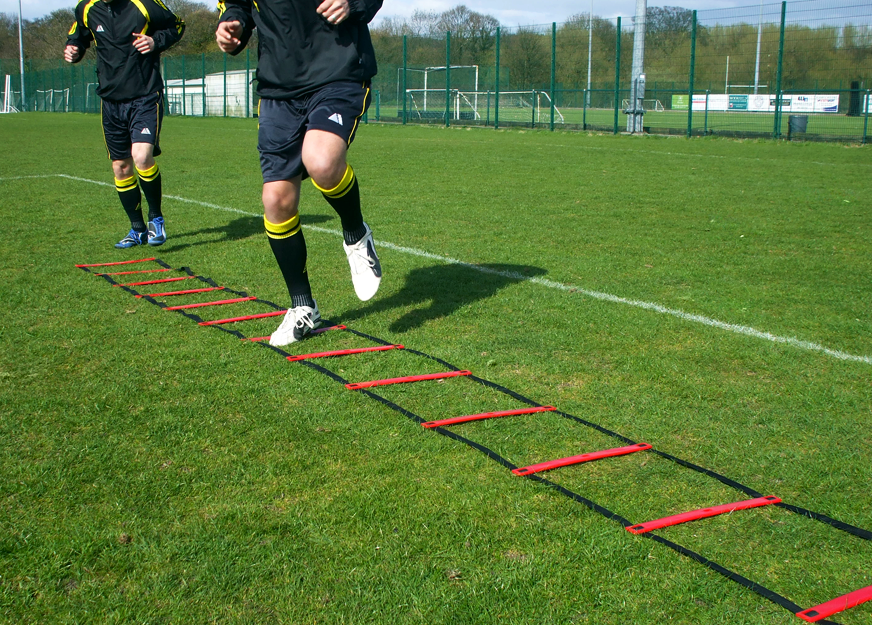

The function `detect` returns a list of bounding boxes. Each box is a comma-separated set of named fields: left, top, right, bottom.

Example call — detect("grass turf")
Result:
left=0, top=112, right=870, bottom=624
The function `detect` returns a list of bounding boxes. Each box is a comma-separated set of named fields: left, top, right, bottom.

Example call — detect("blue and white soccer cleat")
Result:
left=147, top=217, right=166, bottom=246
left=115, top=228, right=148, bottom=248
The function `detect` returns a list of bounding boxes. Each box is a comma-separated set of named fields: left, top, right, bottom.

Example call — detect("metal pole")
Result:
left=627, top=0, right=647, bottom=133
left=401, top=36, right=407, bottom=124
left=445, top=32, right=451, bottom=127
left=725, top=55, right=729, bottom=93
left=586, top=0, right=593, bottom=107
left=495, top=28, right=500, bottom=130
left=18, top=0, right=25, bottom=110
left=201, top=52, right=206, bottom=117
left=181, top=54, right=186, bottom=116
left=223, top=53, right=227, bottom=117
left=773, top=1, right=786, bottom=138
left=754, top=0, right=763, bottom=94
left=863, top=89, right=869, bottom=145
left=687, top=11, right=697, bottom=138
left=613, top=16, right=621, bottom=135
left=550, top=22, right=556, bottom=131
left=245, top=48, right=250, bottom=118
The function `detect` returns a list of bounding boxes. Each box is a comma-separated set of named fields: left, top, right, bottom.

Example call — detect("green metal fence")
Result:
left=2, top=0, right=870, bottom=143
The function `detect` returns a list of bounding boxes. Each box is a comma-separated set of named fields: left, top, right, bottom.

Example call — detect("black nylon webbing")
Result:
left=77, top=258, right=871, bottom=623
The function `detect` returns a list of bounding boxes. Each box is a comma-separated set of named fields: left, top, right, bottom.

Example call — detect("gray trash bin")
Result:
left=788, top=114, right=808, bottom=139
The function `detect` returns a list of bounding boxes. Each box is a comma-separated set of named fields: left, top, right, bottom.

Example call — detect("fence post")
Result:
left=245, top=48, right=250, bottom=118
left=201, top=53, right=206, bottom=117
left=550, top=22, right=556, bottom=132
left=863, top=90, right=870, bottom=145
left=82, top=65, right=87, bottom=113
left=687, top=10, right=697, bottom=138
left=773, top=1, right=786, bottom=138
left=181, top=54, right=186, bottom=116
left=223, top=53, right=227, bottom=117
left=402, top=35, right=407, bottom=124
left=704, top=89, right=709, bottom=135
left=613, top=17, right=621, bottom=135
left=495, top=27, right=500, bottom=130
left=583, top=89, right=587, bottom=129
left=445, top=31, right=451, bottom=128
left=375, top=90, right=380, bottom=121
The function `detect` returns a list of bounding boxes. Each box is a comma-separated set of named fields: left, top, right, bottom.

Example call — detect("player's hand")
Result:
left=132, top=32, right=156, bottom=54
left=216, top=20, right=243, bottom=52
left=64, top=44, right=82, bottom=63
left=317, top=0, right=350, bottom=25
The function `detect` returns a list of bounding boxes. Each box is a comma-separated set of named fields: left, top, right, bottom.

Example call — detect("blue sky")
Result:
left=2, top=0, right=760, bottom=25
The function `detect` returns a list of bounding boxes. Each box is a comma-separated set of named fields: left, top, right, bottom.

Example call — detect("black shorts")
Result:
left=257, top=81, right=372, bottom=183
left=101, top=91, right=164, bottom=161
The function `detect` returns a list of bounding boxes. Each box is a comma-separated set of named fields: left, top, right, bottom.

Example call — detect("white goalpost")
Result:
left=622, top=98, right=665, bottom=112
left=2, top=75, right=19, bottom=113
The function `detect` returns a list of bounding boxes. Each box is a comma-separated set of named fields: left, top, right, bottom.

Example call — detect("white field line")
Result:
left=4, top=173, right=869, bottom=365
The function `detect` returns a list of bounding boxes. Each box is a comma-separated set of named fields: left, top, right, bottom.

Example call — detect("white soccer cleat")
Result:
left=269, top=302, right=322, bottom=347
left=343, top=223, right=382, bottom=301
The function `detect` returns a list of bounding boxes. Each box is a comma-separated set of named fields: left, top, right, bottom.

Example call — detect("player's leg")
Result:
left=103, top=99, right=147, bottom=248
left=304, top=81, right=381, bottom=301
left=130, top=92, right=166, bottom=245
left=258, top=98, right=321, bottom=347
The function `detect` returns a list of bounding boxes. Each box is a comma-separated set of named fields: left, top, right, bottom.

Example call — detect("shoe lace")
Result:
left=347, top=239, right=376, bottom=273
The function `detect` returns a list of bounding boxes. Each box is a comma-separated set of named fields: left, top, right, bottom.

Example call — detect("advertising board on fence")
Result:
left=671, top=94, right=840, bottom=113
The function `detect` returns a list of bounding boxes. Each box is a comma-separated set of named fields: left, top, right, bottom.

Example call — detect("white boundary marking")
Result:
left=3, top=173, right=869, bottom=365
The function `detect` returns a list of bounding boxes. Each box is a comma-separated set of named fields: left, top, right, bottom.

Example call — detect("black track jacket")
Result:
left=66, top=0, right=185, bottom=102
left=217, top=0, right=382, bottom=100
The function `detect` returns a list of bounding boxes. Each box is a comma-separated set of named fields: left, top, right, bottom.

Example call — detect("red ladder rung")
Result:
left=199, top=310, right=287, bottom=326
left=797, top=585, right=872, bottom=622
left=626, top=496, right=782, bottom=535
left=96, top=268, right=171, bottom=276
left=512, top=443, right=653, bottom=476
left=287, top=344, right=404, bottom=362
left=422, top=406, right=556, bottom=429
left=242, top=325, right=347, bottom=342
left=136, top=287, right=225, bottom=298
left=76, top=258, right=156, bottom=268
left=164, top=297, right=257, bottom=311
left=346, top=370, right=472, bottom=390
left=113, top=276, right=198, bottom=287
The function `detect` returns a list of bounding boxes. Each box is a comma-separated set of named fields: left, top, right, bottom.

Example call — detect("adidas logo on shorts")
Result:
left=141, top=128, right=151, bottom=135
left=328, top=113, right=343, bottom=126
left=96, top=25, right=105, bottom=32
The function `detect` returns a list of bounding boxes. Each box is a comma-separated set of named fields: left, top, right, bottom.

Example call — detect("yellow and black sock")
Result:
left=313, top=164, right=366, bottom=245
left=136, top=163, right=162, bottom=220
left=265, top=213, right=315, bottom=308
left=115, top=175, right=145, bottom=231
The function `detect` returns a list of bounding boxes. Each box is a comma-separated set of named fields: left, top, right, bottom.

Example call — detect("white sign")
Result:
left=689, top=93, right=839, bottom=113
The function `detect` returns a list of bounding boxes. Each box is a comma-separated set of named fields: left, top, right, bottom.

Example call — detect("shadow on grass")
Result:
left=338, top=263, right=547, bottom=333
left=162, top=214, right=335, bottom=252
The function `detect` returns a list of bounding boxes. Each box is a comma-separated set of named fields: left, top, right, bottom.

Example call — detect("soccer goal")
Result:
left=1, top=75, right=20, bottom=113
left=34, top=88, right=71, bottom=112
left=405, top=88, right=565, bottom=124
left=622, top=98, right=666, bottom=112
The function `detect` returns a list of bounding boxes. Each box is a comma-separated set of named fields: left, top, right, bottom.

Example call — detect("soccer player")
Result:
left=215, top=0, right=383, bottom=347
left=64, top=0, right=185, bottom=248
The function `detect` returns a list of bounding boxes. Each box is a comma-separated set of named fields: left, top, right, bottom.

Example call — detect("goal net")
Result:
left=621, top=98, right=666, bottom=112
left=404, top=89, right=565, bottom=124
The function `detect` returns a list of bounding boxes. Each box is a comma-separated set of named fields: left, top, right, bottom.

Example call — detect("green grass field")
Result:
left=1, top=113, right=871, bottom=624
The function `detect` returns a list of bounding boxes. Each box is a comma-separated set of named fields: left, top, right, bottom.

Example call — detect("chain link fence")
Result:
left=2, top=0, right=870, bottom=142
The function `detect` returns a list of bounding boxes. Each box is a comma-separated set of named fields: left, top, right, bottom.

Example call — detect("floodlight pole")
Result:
left=18, top=0, right=25, bottom=110
left=754, top=0, right=763, bottom=94
left=586, top=0, right=593, bottom=107
left=627, top=0, right=647, bottom=133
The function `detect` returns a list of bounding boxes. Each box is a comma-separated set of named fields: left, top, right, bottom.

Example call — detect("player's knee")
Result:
left=262, top=185, right=298, bottom=217
left=112, top=159, right=134, bottom=180
left=306, top=156, right=346, bottom=190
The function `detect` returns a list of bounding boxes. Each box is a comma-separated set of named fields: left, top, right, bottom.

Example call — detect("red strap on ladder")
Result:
left=421, top=406, right=556, bottom=429
left=199, top=310, right=287, bottom=326
left=346, top=370, right=472, bottom=390
left=626, top=496, right=781, bottom=535
left=113, top=276, right=198, bottom=287
left=136, top=287, right=225, bottom=299
left=76, top=258, right=155, bottom=268
left=287, top=344, right=404, bottom=362
left=512, top=443, right=652, bottom=476
left=96, top=268, right=171, bottom=276
left=796, top=585, right=872, bottom=622
left=163, top=297, right=257, bottom=311
left=242, top=324, right=347, bottom=342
